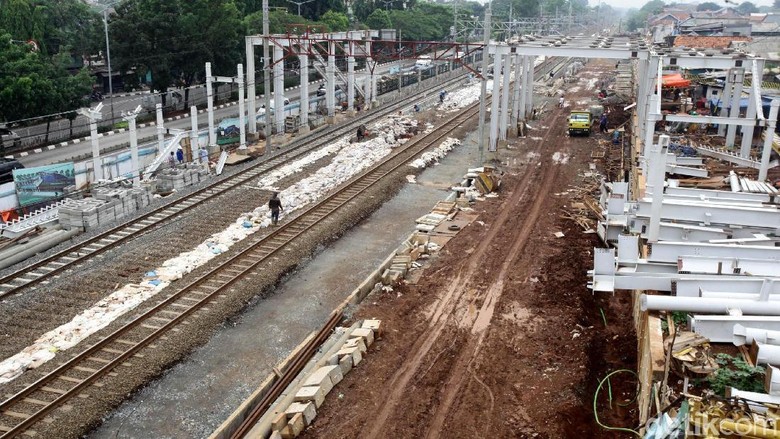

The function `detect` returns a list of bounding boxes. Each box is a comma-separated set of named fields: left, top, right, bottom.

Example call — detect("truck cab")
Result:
left=568, top=110, right=592, bottom=136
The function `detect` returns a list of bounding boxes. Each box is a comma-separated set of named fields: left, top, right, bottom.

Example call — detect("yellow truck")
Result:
left=568, top=110, right=592, bottom=136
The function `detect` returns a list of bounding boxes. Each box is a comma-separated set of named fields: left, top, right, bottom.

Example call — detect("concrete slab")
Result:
left=362, top=319, right=382, bottom=332
left=338, top=353, right=353, bottom=375
left=337, top=346, right=363, bottom=366
left=344, top=337, right=367, bottom=354
left=288, top=412, right=304, bottom=436
left=285, top=401, right=316, bottom=426
left=294, top=385, right=326, bottom=408
left=302, top=368, right=334, bottom=394
left=350, top=327, right=375, bottom=347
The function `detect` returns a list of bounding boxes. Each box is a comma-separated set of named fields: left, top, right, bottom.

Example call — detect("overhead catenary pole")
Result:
left=477, top=2, right=491, bottom=165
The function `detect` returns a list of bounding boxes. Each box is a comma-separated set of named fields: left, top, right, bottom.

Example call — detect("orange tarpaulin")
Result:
left=662, top=73, right=691, bottom=88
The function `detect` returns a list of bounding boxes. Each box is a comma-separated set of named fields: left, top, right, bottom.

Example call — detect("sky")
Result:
left=589, top=0, right=776, bottom=11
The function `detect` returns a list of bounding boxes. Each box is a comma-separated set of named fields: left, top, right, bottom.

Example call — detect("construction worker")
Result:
left=439, top=90, right=446, bottom=103
left=357, top=124, right=367, bottom=142
left=199, top=146, right=209, bottom=169
left=558, top=95, right=565, bottom=108
left=599, top=113, right=608, bottom=133
left=168, top=151, right=176, bottom=169
left=268, top=192, right=283, bottom=225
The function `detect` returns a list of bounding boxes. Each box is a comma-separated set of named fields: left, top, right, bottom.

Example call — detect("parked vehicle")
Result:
left=414, top=56, right=433, bottom=69
left=568, top=110, right=592, bottom=136
left=0, top=158, right=24, bottom=185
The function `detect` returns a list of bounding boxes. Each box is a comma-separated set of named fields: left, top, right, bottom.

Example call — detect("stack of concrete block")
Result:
left=63, top=185, right=83, bottom=200
left=271, top=320, right=381, bottom=439
left=58, top=198, right=106, bottom=231
left=154, top=164, right=209, bottom=194
left=93, top=187, right=153, bottom=222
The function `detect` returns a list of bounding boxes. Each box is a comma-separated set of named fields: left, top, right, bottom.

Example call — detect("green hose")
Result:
left=593, top=369, right=642, bottom=437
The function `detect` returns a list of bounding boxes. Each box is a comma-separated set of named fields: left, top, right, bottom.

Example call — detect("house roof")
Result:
left=673, top=35, right=752, bottom=49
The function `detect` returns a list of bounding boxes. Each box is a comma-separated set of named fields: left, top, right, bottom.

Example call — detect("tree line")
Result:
left=1, top=0, right=592, bottom=127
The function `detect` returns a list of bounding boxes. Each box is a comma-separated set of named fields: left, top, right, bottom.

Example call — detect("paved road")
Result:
left=18, top=61, right=416, bottom=168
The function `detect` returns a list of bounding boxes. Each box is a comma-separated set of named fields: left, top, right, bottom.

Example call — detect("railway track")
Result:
left=0, top=55, right=573, bottom=438
left=0, top=68, right=477, bottom=301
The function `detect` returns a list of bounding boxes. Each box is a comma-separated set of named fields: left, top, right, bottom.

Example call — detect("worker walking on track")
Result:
left=599, top=113, right=608, bottom=134
left=268, top=192, right=283, bottom=226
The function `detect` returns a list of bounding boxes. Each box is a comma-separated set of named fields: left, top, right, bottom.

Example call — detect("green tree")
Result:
left=626, top=0, right=665, bottom=31
left=320, top=10, right=349, bottom=31
left=696, top=2, right=721, bottom=11
left=365, top=9, right=392, bottom=29
left=111, top=0, right=241, bottom=108
left=737, top=1, right=758, bottom=14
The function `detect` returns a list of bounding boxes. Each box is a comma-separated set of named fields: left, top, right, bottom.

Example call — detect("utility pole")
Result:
left=477, top=3, right=491, bottom=165
left=263, top=0, right=273, bottom=153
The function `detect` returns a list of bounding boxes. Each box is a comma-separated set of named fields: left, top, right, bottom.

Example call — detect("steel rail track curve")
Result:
left=0, top=55, right=572, bottom=438
left=0, top=69, right=476, bottom=300
left=226, top=55, right=574, bottom=439
left=0, top=81, right=486, bottom=438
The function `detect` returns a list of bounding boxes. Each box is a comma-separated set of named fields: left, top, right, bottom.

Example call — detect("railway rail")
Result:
left=0, top=55, right=572, bottom=438
left=0, top=67, right=478, bottom=300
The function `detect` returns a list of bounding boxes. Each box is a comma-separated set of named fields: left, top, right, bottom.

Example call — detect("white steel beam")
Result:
left=649, top=241, right=780, bottom=263
left=665, top=114, right=759, bottom=127
left=641, top=295, right=780, bottom=316
left=206, top=62, right=216, bottom=146
left=691, top=315, right=780, bottom=343
left=759, top=100, right=780, bottom=181
left=510, top=45, right=647, bottom=59
left=662, top=186, right=775, bottom=203
left=740, top=62, right=762, bottom=156
left=676, top=278, right=780, bottom=297
left=647, top=135, right=669, bottom=242
left=667, top=56, right=758, bottom=70
left=299, top=42, right=309, bottom=132
left=725, top=68, right=744, bottom=147
left=679, top=255, right=780, bottom=277
left=238, top=63, right=246, bottom=150
left=488, top=52, right=501, bottom=152
left=510, top=54, right=521, bottom=131
left=347, top=40, right=355, bottom=112
left=634, top=198, right=780, bottom=229
left=189, top=105, right=198, bottom=163
left=734, top=325, right=780, bottom=346
left=246, top=36, right=257, bottom=135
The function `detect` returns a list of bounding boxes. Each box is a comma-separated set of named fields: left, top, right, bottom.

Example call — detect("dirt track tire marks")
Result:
left=365, top=107, right=567, bottom=439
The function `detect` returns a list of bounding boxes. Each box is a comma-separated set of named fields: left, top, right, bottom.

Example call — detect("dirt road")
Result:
left=300, top=59, right=638, bottom=439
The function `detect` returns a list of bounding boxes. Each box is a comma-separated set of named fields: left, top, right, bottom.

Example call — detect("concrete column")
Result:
left=510, top=54, right=522, bottom=134
left=347, top=41, right=355, bottom=113
left=299, top=44, right=309, bottom=133
left=88, top=118, right=102, bottom=182
left=206, top=62, right=216, bottom=146
left=725, top=68, right=744, bottom=147
left=525, top=56, right=534, bottom=115
left=189, top=106, right=198, bottom=163
left=759, top=100, right=780, bottom=181
left=246, top=37, right=256, bottom=135
left=636, top=58, right=649, bottom=142
left=127, top=115, right=139, bottom=186
left=156, top=103, right=165, bottom=160
left=489, top=53, right=502, bottom=152
left=499, top=52, right=512, bottom=140
left=647, top=134, right=670, bottom=243
left=740, top=60, right=764, bottom=157
left=273, top=44, right=285, bottom=134
left=518, top=56, right=528, bottom=121
left=718, top=69, right=734, bottom=137
left=327, top=40, right=336, bottom=117
left=238, top=63, right=247, bottom=150
left=365, top=40, right=374, bottom=109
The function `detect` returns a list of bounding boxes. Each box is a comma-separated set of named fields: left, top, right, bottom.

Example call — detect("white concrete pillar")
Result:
left=489, top=53, right=502, bottom=152
left=725, top=68, right=744, bottom=147
left=499, top=52, right=512, bottom=140
left=189, top=106, right=198, bottom=163
left=740, top=60, right=764, bottom=157
left=718, top=69, right=734, bottom=137
left=238, top=63, right=247, bottom=150
left=347, top=41, right=355, bottom=112
left=636, top=58, right=649, bottom=142
left=759, top=100, right=780, bottom=181
left=127, top=115, right=139, bottom=186
left=88, top=118, right=102, bottom=182
left=510, top=54, right=522, bottom=131
left=299, top=43, right=309, bottom=132
left=156, top=103, right=165, bottom=160
left=647, top=134, right=670, bottom=243
left=327, top=40, right=336, bottom=117
left=518, top=56, right=528, bottom=121
left=365, top=39, right=374, bottom=109
left=524, top=56, right=535, bottom=116
left=246, top=37, right=256, bottom=135
left=273, top=44, right=285, bottom=134
left=206, top=62, right=216, bottom=147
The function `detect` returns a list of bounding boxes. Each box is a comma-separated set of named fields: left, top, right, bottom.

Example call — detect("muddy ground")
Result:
left=300, top=59, right=639, bottom=439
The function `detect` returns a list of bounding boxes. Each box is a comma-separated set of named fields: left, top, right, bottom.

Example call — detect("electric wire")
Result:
left=593, top=369, right=642, bottom=437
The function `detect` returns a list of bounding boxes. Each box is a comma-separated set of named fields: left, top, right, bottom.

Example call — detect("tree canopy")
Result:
left=696, top=2, right=721, bottom=11
left=736, top=1, right=758, bottom=14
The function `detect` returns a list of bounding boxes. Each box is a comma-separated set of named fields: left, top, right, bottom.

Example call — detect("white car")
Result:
left=261, top=97, right=290, bottom=109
